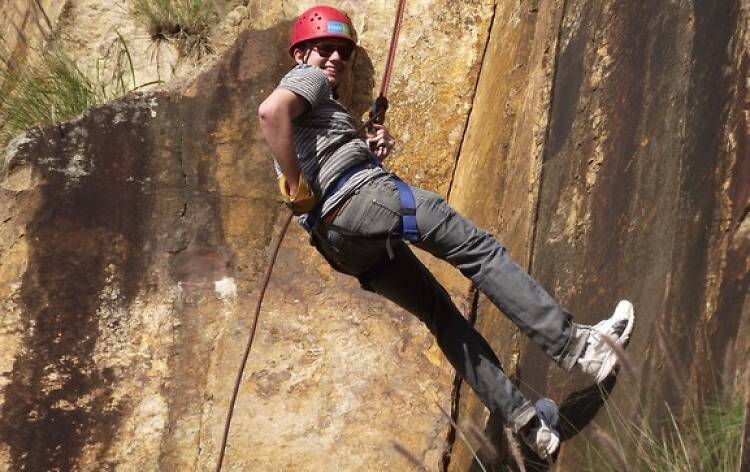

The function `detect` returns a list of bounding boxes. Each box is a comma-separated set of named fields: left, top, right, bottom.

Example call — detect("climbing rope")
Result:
left=381, top=0, right=408, bottom=99
left=215, top=212, right=293, bottom=472
left=368, top=0, right=408, bottom=129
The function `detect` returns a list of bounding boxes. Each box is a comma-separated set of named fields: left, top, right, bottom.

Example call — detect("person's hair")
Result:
left=292, top=41, right=313, bottom=63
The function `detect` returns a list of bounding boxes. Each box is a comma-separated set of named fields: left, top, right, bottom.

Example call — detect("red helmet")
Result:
left=289, top=5, right=356, bottom=56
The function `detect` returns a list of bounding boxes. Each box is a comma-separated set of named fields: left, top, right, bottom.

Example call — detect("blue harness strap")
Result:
left=302, top=160, right=420, bottom=242
left=301, top=160, right=373, bottom=232
left=392, top=177, right=419, bottom=242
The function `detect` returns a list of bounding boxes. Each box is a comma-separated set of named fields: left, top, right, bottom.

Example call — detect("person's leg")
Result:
left=361, top=240, right=537, bottom=432
left=317, top=174, right=630, bottom=450
left=324, top=176, right=586, bottom=369
left=319, top=177, right=536, bottom=431
left=325, top=176, right=634, bottom=378
left=408, top=186, right=588, bottom=370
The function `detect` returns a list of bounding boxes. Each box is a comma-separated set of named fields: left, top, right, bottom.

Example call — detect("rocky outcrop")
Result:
left=1, top=0, right=748, bottom=471
left=0, top=2, right=493, bottom=470
left=448, top=0, right=750, bottom=469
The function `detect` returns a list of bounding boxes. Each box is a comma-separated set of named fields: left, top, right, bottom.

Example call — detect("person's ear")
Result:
left=293, top=46, right=306, bottom=64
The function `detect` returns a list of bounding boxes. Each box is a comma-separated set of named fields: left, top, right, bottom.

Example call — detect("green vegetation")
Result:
left=0, top=46, right=97, bottom=144
left=572, top=325, right=747, bottom=470
left=131, top=0, right=219, bottom=57
left=0, top=34, right=158, bottom=146
left=582, top=397, right=745, bottom=471
left=0, top=1, right=232, bottom=145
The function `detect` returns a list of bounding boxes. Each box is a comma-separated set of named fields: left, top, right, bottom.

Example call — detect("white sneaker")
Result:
left=577, top=300, right=635, bottom=383
left=521, top=399, right=561, bottom=460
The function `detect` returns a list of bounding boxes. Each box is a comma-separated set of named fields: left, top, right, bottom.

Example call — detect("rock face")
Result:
left=0, top=1, right=492, bottom=470
left=448, top=0, right=750, bottom=469
left=523, top=1, right=749, bottom=468
left=1, top=1, right=748, bottom=471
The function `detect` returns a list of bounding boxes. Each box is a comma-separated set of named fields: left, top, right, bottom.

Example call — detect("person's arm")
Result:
left=258, top=89, right=308, bottom=196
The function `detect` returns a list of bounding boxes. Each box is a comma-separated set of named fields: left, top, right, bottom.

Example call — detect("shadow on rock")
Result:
left=558, top=374, right=617, bottom=440
left=462, top=374, right=617, bottom=472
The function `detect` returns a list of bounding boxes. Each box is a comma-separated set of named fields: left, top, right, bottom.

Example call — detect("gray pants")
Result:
left=311, top=175, right=588, bottom=431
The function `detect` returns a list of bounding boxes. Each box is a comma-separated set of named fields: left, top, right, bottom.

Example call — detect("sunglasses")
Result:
left=312, top=42, right=355, bottom=61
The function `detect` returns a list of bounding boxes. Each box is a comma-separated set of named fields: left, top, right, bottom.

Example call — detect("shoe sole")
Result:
left=596, top=300, right=635, bottom=382
left=536, top=399, right=560, bottom=458
left=536, top=424, right=560, bottom=459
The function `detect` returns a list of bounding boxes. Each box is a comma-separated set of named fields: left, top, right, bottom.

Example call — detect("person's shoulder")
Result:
left=283, top=64, right=327, bottom=81
left=278, top=65, right=331, bottom=104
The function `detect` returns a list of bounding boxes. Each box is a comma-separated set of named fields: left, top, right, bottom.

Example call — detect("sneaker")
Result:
left=521, top=398, right=561, bottom=460
left=577, top=300, right=635, bottom=383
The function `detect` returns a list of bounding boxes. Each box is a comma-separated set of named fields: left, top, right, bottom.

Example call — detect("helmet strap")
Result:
left=302, top=47, right=312, bottom=65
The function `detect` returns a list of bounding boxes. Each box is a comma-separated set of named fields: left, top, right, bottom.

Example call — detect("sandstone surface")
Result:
left=1, top=0, right=748, bottom=471
left=0, top=1, right=492, bottom=470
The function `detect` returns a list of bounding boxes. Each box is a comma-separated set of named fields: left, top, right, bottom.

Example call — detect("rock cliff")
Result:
left=1, top=0, right=748, bottom=471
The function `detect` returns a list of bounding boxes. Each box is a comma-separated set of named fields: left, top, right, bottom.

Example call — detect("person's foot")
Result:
left=521, top=398, right=561, bottom=460
left=577, top=300, right=635, bottom=383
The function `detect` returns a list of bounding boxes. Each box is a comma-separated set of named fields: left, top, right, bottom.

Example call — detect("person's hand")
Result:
left=366, top=123, right=395, bottom=160
left=278, top=173, right=317, bottom=215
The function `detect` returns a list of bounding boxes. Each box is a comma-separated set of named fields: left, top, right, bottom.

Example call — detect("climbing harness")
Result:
left=300, top=160, right=419, bottom=243
left=215, top=3, right=411, bottom=470
left=393, top=178, right=419, bottom=241
left=301, top=159, right=379, bottom=232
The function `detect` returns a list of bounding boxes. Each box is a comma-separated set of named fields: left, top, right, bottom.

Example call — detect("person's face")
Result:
left=294, top=39, right=355, bottom=87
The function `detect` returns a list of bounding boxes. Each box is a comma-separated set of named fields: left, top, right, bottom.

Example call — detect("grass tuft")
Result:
left=0, top=34, right=160, bottom=147
left=0, top=45, right=97, bottom=144
left=582, top=398, right=745, bottom=471
left=131, top=0, right=218, bottom=58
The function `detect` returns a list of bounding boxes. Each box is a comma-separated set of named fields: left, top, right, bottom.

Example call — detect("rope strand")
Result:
left=380, top=0, right=408, bottom=98
left=215, top=211, right=294, bottom=472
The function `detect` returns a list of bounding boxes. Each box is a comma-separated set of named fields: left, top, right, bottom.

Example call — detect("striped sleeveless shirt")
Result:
left=274, top=64, right=387, bottom=219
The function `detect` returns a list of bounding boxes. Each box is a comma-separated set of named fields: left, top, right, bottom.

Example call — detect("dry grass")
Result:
left=577, top=339, right=746, bottom=471
left=504, top=427, right=527, bottom=472
left=390, top=442, right=428, bottom=472
left=435, top=402, right=489, bottom=472
left=131, top=0, right=219, bottom=58
left=0, top=33, right=159, bottom=146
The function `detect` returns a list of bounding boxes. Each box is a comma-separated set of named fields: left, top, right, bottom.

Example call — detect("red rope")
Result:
left=215, top=211, right=294, bottom=472
left=380, top=0, right=408, bottom=98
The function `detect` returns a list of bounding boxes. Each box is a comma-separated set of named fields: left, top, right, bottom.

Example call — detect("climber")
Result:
left=257, top=4, right=635, bottom=459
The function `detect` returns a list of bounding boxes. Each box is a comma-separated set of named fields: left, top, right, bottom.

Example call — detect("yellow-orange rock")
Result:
left=2, top=0, right=749, bottom=471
